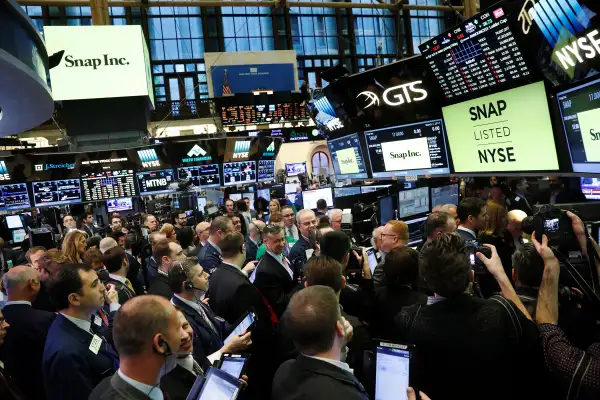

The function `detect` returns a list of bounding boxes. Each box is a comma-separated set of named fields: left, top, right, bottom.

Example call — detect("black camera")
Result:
left=522, top=206, right=578, bottom=250
left=465, top=241, right=492, bottom=267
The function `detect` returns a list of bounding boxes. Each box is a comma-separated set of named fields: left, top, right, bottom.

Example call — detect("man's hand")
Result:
left=105, top=284, right=119, bottom=305
left=476, top=244, right=505, bottom=279
left=357, top=247, right=372, bottom=280
left=242, top=261, right=257, bottom=275
left=201, top=297, right=210, bottom=305
left=408, top=387, right=431, bottom=400
left=341, top=317, right=353, bottom=344
left=531, top=232, right=560, bottom=271
left=567, top=211, right=588, bottom=256
left=222, top=331, right=252, bottom=353
left=314, top=242, right=321, bottom=257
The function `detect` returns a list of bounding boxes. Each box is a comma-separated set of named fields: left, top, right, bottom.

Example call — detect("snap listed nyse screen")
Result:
left=327, top=133, right=369, bottom=179
left=556, top=77, right=600, bottom=174
left=365, top=119, right=450, bottom=178
left=419, top=6, right=531, bottom=101
left=33, top=179, right=82, bottom=206
left=81, top=170, right=137, bottom=201
left=223, top=161, right=256, bottom=186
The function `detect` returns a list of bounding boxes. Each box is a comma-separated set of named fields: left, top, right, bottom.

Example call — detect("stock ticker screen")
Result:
left=221, top=103, right=309, bottom=126
left=81, top=170, right=137, bottom=201
left=327, top=133, right=369, bottom=180
left=223, top=161, right=256, bottom=186
left=33, top=179, right=82, bottom=207
left=136, top=169, right=176, bottom=195
left=177, top=165, right=221, bottom=188
left=0, top=183, right=30, bottom=210
left=419, top=6, right=532, bottom=101
left=258, top=160, right=276, bottom=182
left=365, top=119, right=450, bottom=178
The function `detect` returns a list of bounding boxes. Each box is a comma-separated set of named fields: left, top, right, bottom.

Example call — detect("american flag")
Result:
left=222, top=69, right=232, bottom=95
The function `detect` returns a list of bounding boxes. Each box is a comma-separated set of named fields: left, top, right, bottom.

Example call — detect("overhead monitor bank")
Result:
left=442, top=81, right=558, bottom=173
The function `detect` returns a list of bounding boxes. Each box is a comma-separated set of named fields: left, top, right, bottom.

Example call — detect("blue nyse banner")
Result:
left=211, top=63, right=296, bottom=96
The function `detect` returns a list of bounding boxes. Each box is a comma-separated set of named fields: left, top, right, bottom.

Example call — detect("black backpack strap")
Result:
left=490, top=296, right=522, bottom=340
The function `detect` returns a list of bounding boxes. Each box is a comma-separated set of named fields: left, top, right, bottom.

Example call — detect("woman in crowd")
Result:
left=161, top=223, right=177, bottom=241
left=61, top=230, right=87, bottom=264
left=265, top=199, right=281, bottom=223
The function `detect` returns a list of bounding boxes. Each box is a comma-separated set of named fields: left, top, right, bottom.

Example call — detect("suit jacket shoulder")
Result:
left=148, top=274, right=173, bottom=300
left=89, top=373, right=151, bottom=400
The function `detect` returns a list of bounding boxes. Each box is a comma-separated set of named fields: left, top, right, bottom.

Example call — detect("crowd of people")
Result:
left=0, top=181, right=599, bottom=400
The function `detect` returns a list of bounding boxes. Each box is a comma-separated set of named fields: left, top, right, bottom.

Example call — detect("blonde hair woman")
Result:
left=61, top=230, right=87, bottom=264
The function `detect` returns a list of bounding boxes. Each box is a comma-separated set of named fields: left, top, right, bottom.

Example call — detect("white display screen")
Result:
left=6, top=215, right=23, bottom=229
left=220, top=357, right=246, bottom=379
left=302, top=188, right=334, bottom=210
left=398, top=187, right=429, bottom=218
left=225, top=313, right=255, bottom=344
left=376, top=344, right=410, bottom=400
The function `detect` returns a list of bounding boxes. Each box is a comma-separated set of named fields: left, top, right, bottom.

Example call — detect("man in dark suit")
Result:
left=288, top=209, right=318, bottom=278
left=272, top=285, right=368, bottom=400
left=456, top=197, right=488, bottom=243
left=246, top=220, right=265, bottom=262
left=191, top=222, right=210, bottom=257
left=0, top=309, right=26, bottom=400
left=169, top=257, right=251, bottom=369
left=89, top=295, right=189, bottom=400
left=43, top=264, right=120, bottom=400
left=81, top=212, right=96, bottom=238
left=103, top=246, right=136, bottom=305
left=124, top=233, right=146, bottom=294
left=197, top=216, right=234, bottom=274
left=0, top=266, right=56, bottom=400
left=148, top=240, right=183, bottom=300
left=254, top=224, right=298, bottom=318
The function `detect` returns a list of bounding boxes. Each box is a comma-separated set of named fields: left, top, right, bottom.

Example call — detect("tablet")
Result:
left=186, top=367, right=242, bottom=400
left=366, top=247, right=378, bottom=275
left=224, top=312, right=256, bottom=344
left=375, top=340, right=413, bottom=400
left=218, top=353, right=250, bottom=379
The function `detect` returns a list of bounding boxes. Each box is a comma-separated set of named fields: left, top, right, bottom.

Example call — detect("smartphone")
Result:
left=375, top=340, right=413, bottom=400
left=217, top=353, right=250, bottom=379
left=366, top=247, right=378, bottom=275
left=224, top=312, right=256, bottom=344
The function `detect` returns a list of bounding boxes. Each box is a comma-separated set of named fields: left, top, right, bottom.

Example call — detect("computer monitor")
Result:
left=327, top=133, right=369, bottom=180
left=285, top=162, right=306, bottom=177
left=361, top=185, right=391, bottom=194
left=302, top=188, right=334, bottom=210
left=431, top=184, right=459, bottom=208
left=242, top=193, right=255, bottom=209
left=106, top=197, right=133, bottom=213
left=398, top=187, right=429, bottom=219
left=12, top=229, right=26, bottom=243
left=285, top=183, right=299, bottom=194
left=405, top=216, right=427, bottom=246
left=5, top=215, right=23, bottom=229
left=378, top=195, right=394, bottom=225
left=257, top=188, right=270, bottom=201
left=581, top=178, right=600, bottom=200
left=229, top=193, right=242, bottom=201
left=197, top=197, right=207, bottom=212
left=334, top=187, right=362, bottom=198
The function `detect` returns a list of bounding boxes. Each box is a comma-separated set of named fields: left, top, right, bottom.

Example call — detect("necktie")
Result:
left=98, top=308, right=109, bottom=326
left=125, top=278, right=134, bottom=292
left=192, top=359, right=203, bottom=376
left=287, top=227, right=293, bottom=238
left=198, top=304, right=217, bottom=335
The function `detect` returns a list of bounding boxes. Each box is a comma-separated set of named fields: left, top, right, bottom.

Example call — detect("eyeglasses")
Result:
left=380, top=233, right=398, bottom=239
left=282, top=213, right=294, bottom=218
left=301, top=219, right=317, bottom=227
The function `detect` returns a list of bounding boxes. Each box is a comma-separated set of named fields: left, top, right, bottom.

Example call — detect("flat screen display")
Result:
left=136, top=169, right=175, bottom=195
left=375, top=342, right=410, bottom=400
left=6, top=215, right=23, bottom=229
left=223, top=161, right=256, bottom=186
left=406, top=216, right=427, bottom=246
left=220, top=356, right=247, bottom=379
left=327, top=133, right=369, bottom=179
left=334, top=187, right=361, bottom=198
left=557, top=77, right=600, bottom=173
left=365, top=119, right=450, bottom=178
left=581, top=178, right=600, bottom=200
left=378, top=195, right=394, bottom=225
left=257, top=188, right=270, bottom=201
left=32, top=179, right=82, bottom=207
left=431, top=184, right=459, bottom=208
left=285, top=183, right=299, bottom=194
left=194, top=368, right=242, bottom=400
left=419, top=5, right=532, bottom=102
left=0, top=183, right=30, bottom=211
left=177, top=165, right=221, bottom=188
left=398, top=187, right=430, bottom=218
left=442, top=81, right=558, bottom=173
left=229, top=193, right=242, bottom=201
left=81, top=170, right=137, bottom=201
left=361, top=185, right=391, bottom=194
left=286, top=162, right=306, bottom=177
left=225, top=313, right=256, bottom=344
left=257, top=160, right=275, bottom=182
left=221, top=103, right=308, bottom=126
left=302, top=188, right=334, bottom=210
left=106, top=197, right=132, bottom=212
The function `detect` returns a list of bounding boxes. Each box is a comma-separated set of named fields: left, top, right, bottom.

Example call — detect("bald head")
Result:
left=3, top=266, right=41, bottom=301
left=507, top=209, right=528, bottom=239
left=99, top=237, right=118, bottom=254
left=113, top=295, right=179, bottom=357
left=249, top=220, right=266, bottom=241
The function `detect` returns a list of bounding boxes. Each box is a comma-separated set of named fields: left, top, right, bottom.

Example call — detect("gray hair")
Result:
left=297, top=209, right=315, bottom=224
left=328, top=209, right=342, bottom=220
left=439, top=204, right=457, bottom=214
left=3, top=267, right=38, bottom=291
left=371, top=226, right=383, bottom=248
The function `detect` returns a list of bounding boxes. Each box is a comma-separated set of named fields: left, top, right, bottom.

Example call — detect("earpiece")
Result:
left=175, top=261, right=202, bottom=292
left=155, top=337, right=172, bottom=356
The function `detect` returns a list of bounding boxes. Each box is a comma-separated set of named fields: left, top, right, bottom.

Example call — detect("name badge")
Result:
left=93, top=315, right=102, bottom=326
left=305, top=249, right=314, bottom=259
left=515, top=196, right=521, bottom=202
left=89, top=335, right=102, bottom=355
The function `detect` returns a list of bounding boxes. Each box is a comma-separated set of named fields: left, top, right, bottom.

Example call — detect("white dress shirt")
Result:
left=457, top=226, right=477, bottom=240
left=285, top=224, right=299, bottom=241
left=207, top=239, right=222, bottom=255
left=61, top=313, right=93, bottom=334
left=2, top=300, right=32, bottom=308
left=304, top=355, right=353, bottom=374
left=117, top=369, right=163, bottom=400
left=266, top=251, right=294, bottom=279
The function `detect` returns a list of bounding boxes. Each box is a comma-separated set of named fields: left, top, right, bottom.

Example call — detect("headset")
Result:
left=173, top=260, right=203, bottom=292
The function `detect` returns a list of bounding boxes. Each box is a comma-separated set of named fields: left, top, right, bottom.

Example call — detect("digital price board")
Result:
left=177, top=164, right=221, bottom=188
left=223, top=161, right=256, bottom=186
left=258, top=160, right=275, bottom=182
left=33, top=179, right=82, bottom=207
left=419, top=6, right=532, bottom=101
left=136, top=169, right=176, bottom=195
left=0, top=183, right=30, bottom=210
left=365, top=119, right=450, bottom=178
left=328, top=133, right=369, bottom=180
left=81, top=170, right=137, bottom=201
left=221, top=103, right=309, bottom=126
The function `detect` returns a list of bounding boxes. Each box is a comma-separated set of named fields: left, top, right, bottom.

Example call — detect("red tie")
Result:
left=98, top=309, right=109, bottom=326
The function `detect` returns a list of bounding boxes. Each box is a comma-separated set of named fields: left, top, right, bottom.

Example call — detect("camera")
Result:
left=464, top=241, right=492, bottom=267
left=522, top=206, right=579, bottom=251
